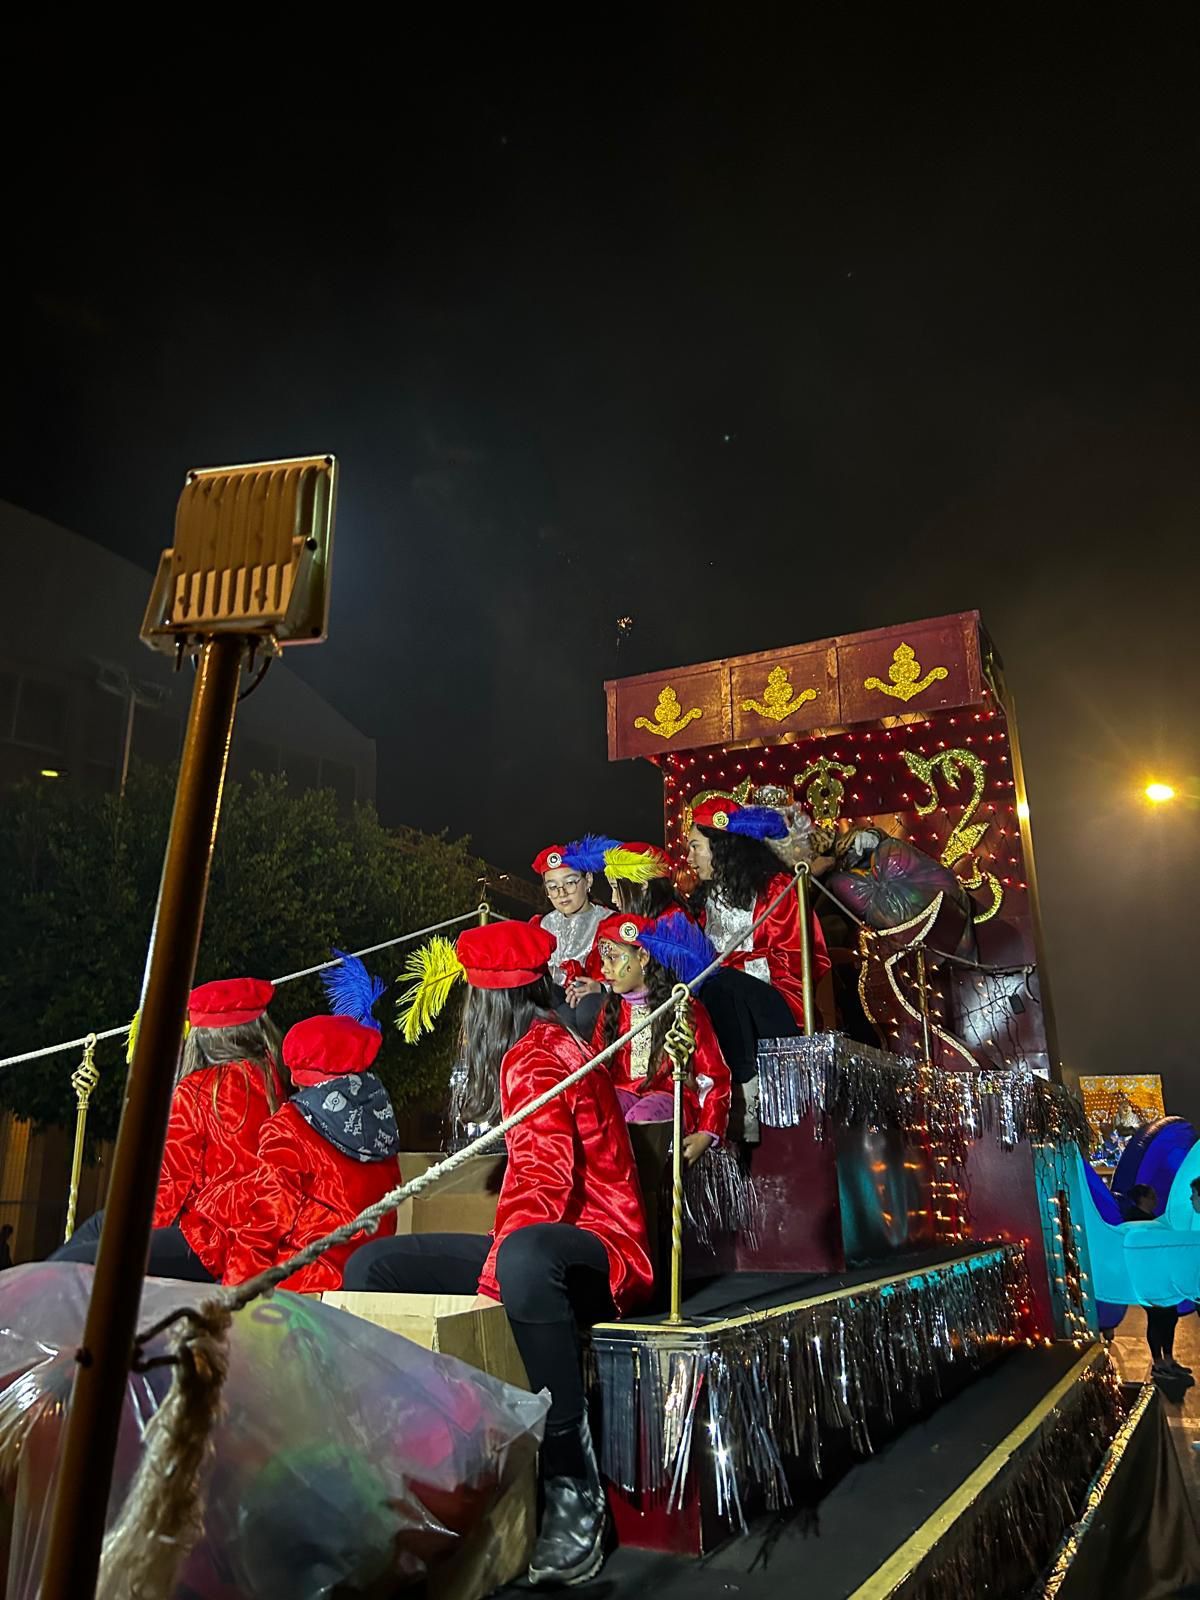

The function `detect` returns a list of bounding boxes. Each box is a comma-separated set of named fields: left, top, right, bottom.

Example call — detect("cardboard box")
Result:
left=394, top=1152, right=504, bottom=1238
left=320, top=1289, right=535, bottom=1598
left=321, top=1290, right=529, bottom=1389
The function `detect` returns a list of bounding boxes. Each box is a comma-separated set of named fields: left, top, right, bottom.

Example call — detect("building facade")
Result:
left=0, top=500, right=377, bottom=805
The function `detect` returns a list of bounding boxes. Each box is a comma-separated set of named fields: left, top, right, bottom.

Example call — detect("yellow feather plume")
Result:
left=396, top=936, right=465, bottom=1043
left=126, top=1009, right=189, bottom=1066
left=603, top=846, right=670, bottom=885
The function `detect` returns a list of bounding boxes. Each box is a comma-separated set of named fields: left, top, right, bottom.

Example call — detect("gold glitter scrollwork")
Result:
left=633, top=686, right=703, bottom=740
left=794, top=758, right=857, bottom=830
left=856, top=895, right=978, bottom=1070
left=863, top=642, right=949, bottom=703
left=683, top=778, right=752, bottom=838
left=904, top=747, right=1003, bottom=923
left=740, top=664, right=817, bottom=722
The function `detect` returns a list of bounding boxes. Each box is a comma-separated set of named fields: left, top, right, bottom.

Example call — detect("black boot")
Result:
left=528, top=1413, right=608, bottom=1587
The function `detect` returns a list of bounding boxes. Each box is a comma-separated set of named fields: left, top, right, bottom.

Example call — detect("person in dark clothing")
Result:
left=353, top=920, right=653, bottom=1588
left=1124, top=1184, right=1192, bottom=1381
left=0, top=1225, right=13, bottom=1270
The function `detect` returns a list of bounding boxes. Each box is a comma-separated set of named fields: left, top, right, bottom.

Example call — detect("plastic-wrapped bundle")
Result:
left=0, top=1263, right=547, bottom=1599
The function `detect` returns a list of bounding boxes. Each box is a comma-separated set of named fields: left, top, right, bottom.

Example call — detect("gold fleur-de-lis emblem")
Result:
left=863, top=642, right=949, bottom=703
left=794, top=758, right=857, bottom=829
left=633, top=685, right=703, bottom=740
left=740, top=664, right=817, bottom=722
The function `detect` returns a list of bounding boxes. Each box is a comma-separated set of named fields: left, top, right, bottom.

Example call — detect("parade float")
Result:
left=1, top=462, right=1195, bottom=1598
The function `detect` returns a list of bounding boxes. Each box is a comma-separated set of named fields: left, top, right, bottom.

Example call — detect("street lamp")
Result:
left=1145, top=782, right=1176, bottom=804
left=93, top=661, right=167, bottom=799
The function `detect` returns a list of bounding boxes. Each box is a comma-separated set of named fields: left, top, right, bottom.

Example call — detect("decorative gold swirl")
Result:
left=740, top=665, right=817, bottom=722
left=633, top=685, right=703, bottom=740
left=664, top=988, right=697, bottom=1078
left=71, top=1037, right=100, bottom=1108
left=794, top=758, right=857, bottom=830
left=903, top=748, right=1003, bottom=922
left=864, top=642, right=949, bottom=703
left=857, top=896, right=978, bottom=1069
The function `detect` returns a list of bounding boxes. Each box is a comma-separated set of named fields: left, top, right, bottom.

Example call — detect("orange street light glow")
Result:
left=1145, top=783, right=1175, bottom=803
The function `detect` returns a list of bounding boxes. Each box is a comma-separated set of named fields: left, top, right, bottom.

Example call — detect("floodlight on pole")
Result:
left=41, top=455, right=337, bottom=1600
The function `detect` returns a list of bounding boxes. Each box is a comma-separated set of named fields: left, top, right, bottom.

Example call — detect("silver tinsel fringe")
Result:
left=590, top=1244, right=1032, bottom=1531
left=757, top=1033, right=1088, bottom=1153
left=683, top=1143, right=761, bottom=1250
left=906, top=1357, right=1125, bottom=1600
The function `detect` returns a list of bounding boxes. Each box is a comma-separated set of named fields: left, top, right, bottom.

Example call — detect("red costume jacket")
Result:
left=703, top=873, right=831, bottom=1030
left=479, top=1018, right=654, bottom=1316
left=592, top=998, right=731, bottom=1142
left=152, top=1060, right=284, bottom=1277
left=211, top=1100, right=401, bottom=1293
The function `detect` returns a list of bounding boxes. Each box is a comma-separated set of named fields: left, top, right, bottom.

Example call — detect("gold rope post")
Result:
left=64, top=1033, right=100, bottom=1242
left=477, top=876, right=491, bottom=925
left=663, top=983, right=696, bottom=1325
left=795, top=863, right=817, bottom=1037
left=916, top=944, right=934, bottom=1065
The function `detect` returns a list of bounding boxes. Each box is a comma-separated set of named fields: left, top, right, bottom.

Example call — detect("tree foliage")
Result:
left=0, top=766, right=483, bottom=1140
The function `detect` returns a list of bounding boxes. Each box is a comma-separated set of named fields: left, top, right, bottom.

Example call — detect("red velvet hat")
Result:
left=457, top=922, right=557, bottom=988
left=188, top=977, right=275, bottom=1029
left=596, top=913, right=653, bottom=950
left=283, top=1014, right=382, bottom=1085
left=690, top=798, right=741, bottom=831
left=531, top=844, right=569, bottom=875
left=689, top=798, right=788, bottom=841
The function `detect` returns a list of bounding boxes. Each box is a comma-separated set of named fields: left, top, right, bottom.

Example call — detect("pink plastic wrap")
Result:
left=0, top=1264, right=547, bottom=1598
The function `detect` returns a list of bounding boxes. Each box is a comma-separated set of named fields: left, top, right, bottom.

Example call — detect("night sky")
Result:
left=3, top=20, right=1198, bottom=1106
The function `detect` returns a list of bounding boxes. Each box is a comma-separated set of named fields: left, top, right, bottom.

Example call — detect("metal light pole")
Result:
left=40, top=455, right=337, bottom=1600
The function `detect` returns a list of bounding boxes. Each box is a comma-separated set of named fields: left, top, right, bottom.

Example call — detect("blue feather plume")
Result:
left=563, top=833, right=623, bottom=873
left=727, top=805, right=788, bottom=842
left=322, top=949, right=387, bottom=1030
left=638, top=912, right=718, bottom=986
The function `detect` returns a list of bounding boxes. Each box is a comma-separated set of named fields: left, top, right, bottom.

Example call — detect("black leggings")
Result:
left=1146, top=1305, right=1179, bottom=1363
left=49, top=1210, right=216, bottom=1284
left=698, top=968, right=800, bottom=1083
left=343, top=1224, right=613, bottom=1435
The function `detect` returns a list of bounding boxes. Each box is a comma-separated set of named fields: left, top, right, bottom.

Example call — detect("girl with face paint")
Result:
left=593, top=913, right=731, bottom=1165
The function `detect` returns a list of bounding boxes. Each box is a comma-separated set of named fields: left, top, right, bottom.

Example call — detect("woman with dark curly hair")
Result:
left=687, top=798, right=830, bottom=1031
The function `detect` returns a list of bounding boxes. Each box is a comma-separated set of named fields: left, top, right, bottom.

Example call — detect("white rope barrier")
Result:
left=146, top=869, right=803, bottom=1322
left=96, top=872, right=805, bottom=1596
left=0, top=908, right=486, bottom=1073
